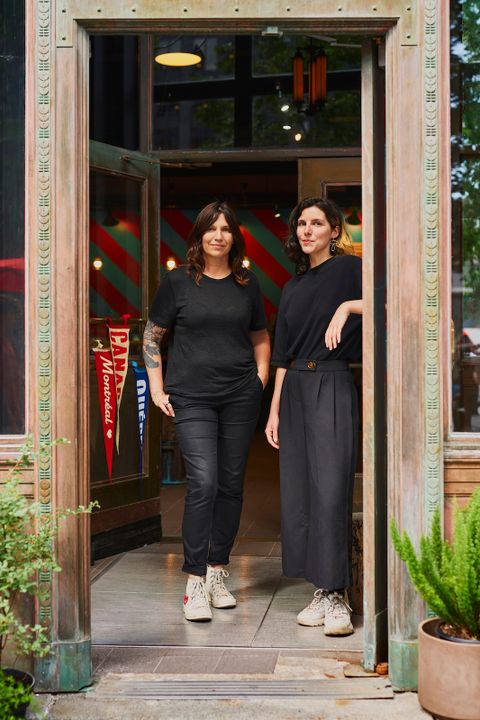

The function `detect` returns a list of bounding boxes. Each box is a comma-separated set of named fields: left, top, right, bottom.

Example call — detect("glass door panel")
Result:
left=89, top=140, right=161, bottom=555
left=89, top=170, right=145, bottom=485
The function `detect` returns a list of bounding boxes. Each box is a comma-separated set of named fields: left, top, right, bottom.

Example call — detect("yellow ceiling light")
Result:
left=155, top=50, right=202, bottom=67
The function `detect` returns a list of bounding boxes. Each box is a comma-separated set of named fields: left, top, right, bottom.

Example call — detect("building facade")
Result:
left=1, top=0, right=478, bottom=693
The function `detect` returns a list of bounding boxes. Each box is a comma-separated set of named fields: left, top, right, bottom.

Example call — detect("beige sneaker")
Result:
left=205, top=566, right=237, bottom=608
left=323, top=591, right=354, bottom=636
left=183, top=577, right=212, bottom=622
left=296, top=589, right=328, bottom=626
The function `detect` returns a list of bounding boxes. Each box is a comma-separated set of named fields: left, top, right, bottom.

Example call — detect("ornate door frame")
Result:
left=25, top=0, right=448, bottom=691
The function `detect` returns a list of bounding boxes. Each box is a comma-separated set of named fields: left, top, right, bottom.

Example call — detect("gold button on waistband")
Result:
left=307, top=360, right=316, bottom=370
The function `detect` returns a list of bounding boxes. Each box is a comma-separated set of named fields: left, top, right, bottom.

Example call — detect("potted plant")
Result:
left=0, top=438, right=96, bottom=718
left=391, top=488, right=480, bottom=720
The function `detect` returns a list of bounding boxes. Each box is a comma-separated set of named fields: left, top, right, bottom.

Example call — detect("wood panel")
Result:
left=385, top=23, right=426, bottom=690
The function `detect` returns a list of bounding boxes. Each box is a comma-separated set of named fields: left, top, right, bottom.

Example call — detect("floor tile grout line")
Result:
left=91, top=553, right=126, bottom=585
left=249, top=573, right=284, bottom=647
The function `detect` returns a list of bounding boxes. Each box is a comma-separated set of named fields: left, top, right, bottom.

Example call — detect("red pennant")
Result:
left=108, top=319, right=131, bottom=452
left=93, top=345, right=117, bottom=481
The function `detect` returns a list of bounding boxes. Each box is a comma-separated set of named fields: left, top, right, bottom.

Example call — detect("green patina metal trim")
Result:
left=35, top=640, right=92, bottom=692
left=36, top=0, right=54, bottom=672
left=389, top=639, right=419, bottom=691
left=423, top=0, right=443, bottom=531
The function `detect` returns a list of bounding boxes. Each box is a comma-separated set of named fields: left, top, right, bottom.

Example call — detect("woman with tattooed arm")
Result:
left=143, top=201, right=270, bottom=622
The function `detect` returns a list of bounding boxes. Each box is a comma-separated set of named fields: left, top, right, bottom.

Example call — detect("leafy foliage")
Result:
left=0, top=669, right=32, bottom=720
left=0, top=438, right=98, bottom=666
left=391, top=488, right=480, bottom=639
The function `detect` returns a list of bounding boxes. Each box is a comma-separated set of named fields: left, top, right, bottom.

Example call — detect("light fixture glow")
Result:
left=294, top=132, right=302, bottom=142
left=282, top=124, right=292, bottom=130
left=92, top=257, right=103, bottom=270
left=242, top=258, right=251, bottom=269
left=166, top=258, right=177, bottom=271
left=274, top=211, right=281, bottom=218
left=281, top=103, right=290, bottom=112
left=155, top=51, right=202, bottom=67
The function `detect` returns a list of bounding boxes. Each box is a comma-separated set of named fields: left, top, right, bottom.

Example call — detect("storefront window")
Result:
left=90, top=36, right=140, bottom=150
left=0, top=4, right=25, bottom=434
left=451, top=1, right=480, bottom=431
left=153, top=34, right=360, bottom=150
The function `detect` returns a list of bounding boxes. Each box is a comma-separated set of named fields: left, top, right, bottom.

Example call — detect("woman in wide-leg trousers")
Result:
left=266, top=196, right=362, bottom=635
left=279, top=360, right=358, bottom=590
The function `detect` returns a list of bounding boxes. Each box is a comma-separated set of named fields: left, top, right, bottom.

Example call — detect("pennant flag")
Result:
left=108, top=317, right=130, bottom=451
left=93, top=341, right=117, bottom=481
left=131, top=361, right=149, bottom=475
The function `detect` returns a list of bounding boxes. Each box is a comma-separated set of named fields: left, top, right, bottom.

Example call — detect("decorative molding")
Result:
left=36, top=0, right=53, bottom=644
left=55, top=0, right=417, bottom=47
left=423, top=0, right=443, bottom=528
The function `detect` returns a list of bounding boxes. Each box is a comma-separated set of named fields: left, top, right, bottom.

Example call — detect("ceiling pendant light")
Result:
left=155, top=49, right=203, bottom=67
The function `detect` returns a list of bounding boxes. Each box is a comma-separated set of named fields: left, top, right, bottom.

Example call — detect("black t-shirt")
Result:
left=271, top=255, right=362, bottom=367
left=148, top=267, right=267, bottom=398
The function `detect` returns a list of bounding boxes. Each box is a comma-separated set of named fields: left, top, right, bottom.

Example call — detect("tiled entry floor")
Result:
left=91, top=547, right=363, bottom=659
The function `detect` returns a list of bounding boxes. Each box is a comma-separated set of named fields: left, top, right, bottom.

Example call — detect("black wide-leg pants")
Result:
left=170, top=374, right=263, bottom=577
left=279, top=360, right=359, bottom=590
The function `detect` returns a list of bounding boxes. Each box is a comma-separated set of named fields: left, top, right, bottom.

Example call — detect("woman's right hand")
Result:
left=151, top=390, right=175, bottom=417
left=265, top=411, right=280, bottom=449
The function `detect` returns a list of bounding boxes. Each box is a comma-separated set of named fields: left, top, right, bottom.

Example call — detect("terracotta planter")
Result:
left=418, top=618, right=480, bottom=720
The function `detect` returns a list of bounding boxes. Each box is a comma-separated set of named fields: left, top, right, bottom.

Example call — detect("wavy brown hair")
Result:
left=186, top=201, right=248, bottom=285
left=285, top=197, right=354, bottom=275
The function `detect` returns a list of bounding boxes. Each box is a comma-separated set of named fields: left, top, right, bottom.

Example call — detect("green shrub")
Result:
left=391, top=487, right=480, bottom=639
left=0, top=438, right=98, bottom=666
left=0, top=669, right=32, bottom=720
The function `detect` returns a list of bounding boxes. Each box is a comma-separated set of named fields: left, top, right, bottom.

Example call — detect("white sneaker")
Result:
left=296, top=589, right=328, bottom=626
left=205, top=566, right=237, bottom=608
left=183, top=577, right=212, bottom=622
left=324, top=591, right=354, bottom=636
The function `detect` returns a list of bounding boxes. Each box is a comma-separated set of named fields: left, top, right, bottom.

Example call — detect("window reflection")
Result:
left=1, top=3, right=25, bottom=434
left=152, top=34, right=360, bottom=150
left=451, top=1, right=480, bottom=431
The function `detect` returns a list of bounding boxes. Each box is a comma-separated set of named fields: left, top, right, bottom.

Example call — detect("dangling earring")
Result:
left=329, top=239, right=337, bottom=255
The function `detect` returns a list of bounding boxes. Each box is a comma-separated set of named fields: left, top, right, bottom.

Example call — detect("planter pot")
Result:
left=419, top=618, right=480, bottom=720
left=2, top=668, right=35, bottom=719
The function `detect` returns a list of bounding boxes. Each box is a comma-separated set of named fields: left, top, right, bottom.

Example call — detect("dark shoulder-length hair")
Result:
left=285, top=197, right=354, bottom=275
left=186, top=201, right=248, bottom=286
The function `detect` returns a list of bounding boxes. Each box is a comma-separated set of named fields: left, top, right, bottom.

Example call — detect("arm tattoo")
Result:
left=143, top=320, right=167, bottom=369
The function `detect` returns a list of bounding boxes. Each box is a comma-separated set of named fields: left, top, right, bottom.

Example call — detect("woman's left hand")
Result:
left=325, top=302, right=350, bottom=350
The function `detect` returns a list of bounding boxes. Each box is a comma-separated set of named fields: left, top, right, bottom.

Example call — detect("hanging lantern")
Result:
left=294, top=46, right=327, bottom=113
left=293, top=51, right=305, bottom=108
left=313, top=49, right=327, bottom=105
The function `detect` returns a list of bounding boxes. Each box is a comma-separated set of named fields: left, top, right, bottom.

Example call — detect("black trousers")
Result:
left=279, top=360, right=359, bottom=590
left=170, top=374, right=263, bottom=577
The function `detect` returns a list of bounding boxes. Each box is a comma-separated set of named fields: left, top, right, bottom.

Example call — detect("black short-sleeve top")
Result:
left=271, top=255, right=362, bottom=367
left=148, top=267, right=267, bottom=398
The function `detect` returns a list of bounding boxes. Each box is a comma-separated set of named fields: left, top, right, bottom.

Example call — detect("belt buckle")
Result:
left=307, top=360, right=317, bottom=370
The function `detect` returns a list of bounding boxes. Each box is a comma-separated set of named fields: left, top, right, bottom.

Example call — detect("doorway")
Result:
left=86, top=29, right=385, bottom=667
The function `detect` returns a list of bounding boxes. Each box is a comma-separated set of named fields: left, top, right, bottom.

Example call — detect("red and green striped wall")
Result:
left=89, top=207, right=362, bottom=323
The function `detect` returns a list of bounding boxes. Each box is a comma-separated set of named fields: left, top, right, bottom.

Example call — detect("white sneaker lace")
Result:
left=326, top=592, right=352, bottom=619
left=188, top=578, right=209, bottom=609
left=209, top=568, right=232, bottom=598
left=306, top=588, right=327, bottom=611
